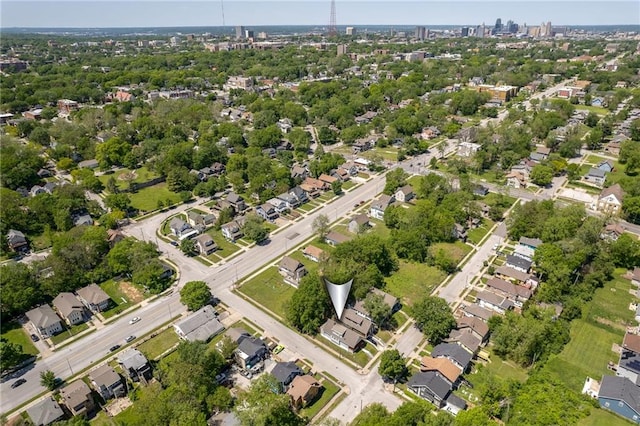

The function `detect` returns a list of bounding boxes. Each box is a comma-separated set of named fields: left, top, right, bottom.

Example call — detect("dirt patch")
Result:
left=121, top=281, right=144, bottom=303
left=105, top=396, right=133, bottom=416
left=117, top=170, right=137, bottom=182
left=595, top=317, right=627, bottom=331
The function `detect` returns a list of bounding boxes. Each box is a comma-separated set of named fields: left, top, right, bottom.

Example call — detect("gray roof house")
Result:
left=320, top=319, right=364, bottom=353
left=348, top=213, right=370, bottom=234
left=90, top=364, right=125, bottom=400
left=194, top=234, right=218, bottom=255
left=26, top=397, right=65, bottom=426
left=431, top=342, right=473, bottom=372
left=270, top=361, right=303, bottom=392
left=169, top=217, right=195, bottom=239
left=505, top=254, right=532, bottom=273
left=6, top=229, right=28, bottom=251
left=407, top=371, right=467, bottom=416
left=52, top=292, right=86, bottom=325
left=221, top=220, right=244, bottom=242
left=236, top=335, right=268, bottom=370
left=598, top=375, right=640, bottom=424
left=278, top=256, right=307, bottom=287
left=227, top=192, right=246, bottom=211
left=174, top=305, right=225, bottom=342
left=584, top=167, right=607, bottom=187
left=369, top=194, right=395, bottom=220
left=118, top=348, right=152, bottom=382
left=76, top=283, right=111, bottom=313
left=324, top=230, right=352, bottom=246
left=352, top=288, right=399, bottom=324
left=60, top=380, right=95, bottom=416
left=340, top=308, right=374, bottom=337
left=256, top=203, right=278, bottom=222
left=477, top=290, right=514, bottom=314
left=26, top=305, right=64, bottom=338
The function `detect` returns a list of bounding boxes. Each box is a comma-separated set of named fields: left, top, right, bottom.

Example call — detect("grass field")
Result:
left=300, top=378, right=340, bottom=419
left=342, top=181, right=356, bottom=191
left=384, top=261, right=446, bottom=310
left=429, top=241, right=473, bottom=264
left=239, top=267, right=296, bottom=318
left=575, top=105, right=610, bottom=115
left=368, top=218, right=391, bottom=239
left=578, top=407, right=635, bottom=426
left=466, top=219, right=495, bottom=245
left=128, top=183, right=181, bottom=212
left=584, top=268, right=635, bottom=332
left=98, top=166, right=161, bottom=191
left=1, top=321, right=38, bottom=357
left=137, top=328, right=180, bottom=360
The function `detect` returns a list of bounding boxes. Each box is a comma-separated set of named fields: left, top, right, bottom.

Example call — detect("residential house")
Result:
left=235, top=335, right=268, bottom=369
left=291, top=164, right=309, bottom=180
left=447, top=327, right=483, bottom=354
left=477, top=290, right=514, bottom=314
left=26, top=397, right=65, bottom=426
left=302, top=176, right=329, bottom=193
left=52, top=293, right=86, bottom=325
left=325, top=231, right=352, bottom=246
left=169, top=217, right=196, bottom=240
left=78, top=159, right=99, bottom=169
left=221, top=220, right=244, bottom=242
left=118, top=348, right=152, bottom=382
left=174, top=305, right=224, bottom=342
left=278, top=256, right=308, bottom=287
left=430, top=342, right=473, bottom=372
left=394, top=185, right=415, bottom=203
left=303, top=245, right=326, bottom=263
left=473, top=185, right=489, bottom=197
left=270, top=361, right=303, bottom=392
left=30, top=185, right=46, bottom=197
left=227, top=192, right=246, bottom=211
left=194, top=234, right=218, bottom=255
left=598, top=160, right=615, bottom=173
left=506, top=171, right=527, bottom=189
left=159, top=262, right=175, bottom=280
left=494, top=265, right=537, bottom=287
left=597, top=184, right=625, bottom=215
left=320, top=319, right=364, bottom=352
left=26, top=305, right=63, bottom=338
left=486, top=278, right=532, bottom=307
left=76, top=283, right=111, bottom=313
left=453, top=223, right=467, bottom=242
left=256, top=203, right=278, bottom=222
left=598, top=375, right=640, bottom=423
left=617, top=346, right=640, bottom=386
left=318, top=174, right=338, bottom=187
left=90, top=364, right=125, bottom=400
left=348, top=214, right=370, bottom=234
left=277, top=192, right=301, bottom=209
left=187, top=211, right=205, bottom=228
left=352, top=138, right=374, bottom=154
left=461, top=303, right=496, bottom=322
left=601, top=223, right=625, bottom=241
left=505, top=254, right=532, bottom=273
left=340, top=308, right=374, bottom=337
left=407, top=371, right=467, bottom=415
left=60, top=380, right=95, bottom=417
left=339, top=162, right=358, bottom=177
left=107, top=229, right=125, bottom=247
left=352, top=288, right=399, bottom=324
left=290, top=186, right=309, bottom=205
left=455, top=316, right=490, bottom=344
left=43, top=182, right=57, bottom=194
left=420, top=356, right=462, bottom=386
left=287, top=375, right=322, bottom=408
left=6, top=229, right=28, bottom=251
left=515, top=237, right=543, bottom=260
left=73, top=214, right=93, bottom=227
left=457, top=142, right=481, bottom=158
left=584, top=168, right=607, bottom=187
left=632, top=268, right=640, bottom=288
left=369, top=194, right=395, bottom=220
left=267, top=198, right=288, bottom=214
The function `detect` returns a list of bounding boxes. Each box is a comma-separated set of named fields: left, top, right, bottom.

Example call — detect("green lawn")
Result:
left=30, top=233, right=53, bottom=251
left=137, top=328, right=180, bottom=360
left=238, top=267, right=296, bottom=318
left=1, top=321, right=38, bottom=357
left=287, top=250, right=320, bottom=276
left=100, top=279, right=132, bottom=319
left=578, top=407, right=635, bottom=426
left=128, top=183, right=181, bottom=212
left=300, top=378, right=340, bottom=419
left=368, top=218, right=391, bottom=239
left=297, top=204, right=315, bottom=213
left=429, top=241, right=472, bottom=264
left=466, top=219, right=495, bottom=245
left=342, top=181, right=356, bottom=191
left=575, top=105, right=610, bottom=115
left=205, top=230, right=241, bottom=260
left=384, top=261, right=446, bottom=310
left=98, top=166, right=161, bottom=191
left=483, top=192, right=517, bottom=208
left=463, top=349, right=529, bottom=401
left=584, top=268, right=635, bottom=332
left=50, top=322, right=89, bottom=345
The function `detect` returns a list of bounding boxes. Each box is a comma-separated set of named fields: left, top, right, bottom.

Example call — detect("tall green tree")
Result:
left=285, top=274, right=332, bottom=335
left=180, top=281, right=212, bottom=311
left=235, top=374, right=304, bottom=426
left=378, top=350, right=408, bottom=383
left=412, top=296, right=456, bottom=345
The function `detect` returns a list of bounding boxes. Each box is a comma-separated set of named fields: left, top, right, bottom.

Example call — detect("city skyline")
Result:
left=1, top=1, right=639, bottom=28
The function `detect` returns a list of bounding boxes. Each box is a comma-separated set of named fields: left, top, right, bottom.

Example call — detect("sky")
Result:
left=1, top=0, right=638, bottom=28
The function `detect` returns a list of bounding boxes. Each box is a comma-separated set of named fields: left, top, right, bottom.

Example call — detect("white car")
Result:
left=129, top=317, right=141, bottom=325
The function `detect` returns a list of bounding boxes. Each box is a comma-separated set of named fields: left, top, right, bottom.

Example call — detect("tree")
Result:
left=530, top=164, right=554, bottom=187
left=363, top=292, right=389, bottom=326
left=180, top=238, right=197, bottom=256
left=217, top=336, right=238, bottom=360
left=0, top=338, right=24, bottom=372
left=242, top=214, right=269, bottom=243
left=235, top=374, right=303, bottom=426
left=180, top=281, right=212, bottom=311
left=0, top=263, right=41, bottom=320
left=412, top=296, right=456, bottom=344
left=378, top=349, right=408, bottom=383
left=623, top=196, right=640, bottom=225
left=609, top=233, right=640, bottom=268
left=40, top=370, right=57, bottom=391
left=312, top=214, right=330, bottom=240
left=585, top=128, right=603, bottom=150
left=383, top=168, right=409, bottom=195
left=351, top=403, right=390, bottom=426
left=104, top=193, right=132, bottom=212
left=285, top=274, right=332, bottom=335
left=331, top=179, right=342, bottom=195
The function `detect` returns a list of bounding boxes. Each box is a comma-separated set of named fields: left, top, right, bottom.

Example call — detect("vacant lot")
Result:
left=101, top=280, right=144, bottom=319
left=137, top=328, right=180, bottom=360
left=238, top=267, right=296, bottom=318
left=384, top=261, right=446, bottom=310
left=128, top=183, right=182, bottom=212
left=1, top=321, right=38, bottom=357
left=98, top=166, right=160, bottom=191
left=430, top=241, right=472, bottom=264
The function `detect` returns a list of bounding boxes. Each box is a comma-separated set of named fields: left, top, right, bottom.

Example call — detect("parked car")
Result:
left=170, top=241, right=179, bottom=247
left=273, top=345, right=285, bottom=355
left=125, top=335, right=136, bottom=343
left=11, top=378, right=26, bottom=389
left=109, top=345, right=121, bottom=352
left=129, top=317, right=141, bottom=325
left=30, top=334, right=39, bottom=342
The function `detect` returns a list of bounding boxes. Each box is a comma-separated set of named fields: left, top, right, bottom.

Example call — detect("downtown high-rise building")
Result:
left=235, top=25, right=245, bottom=39
left=415, top=26, right=426, bottom=40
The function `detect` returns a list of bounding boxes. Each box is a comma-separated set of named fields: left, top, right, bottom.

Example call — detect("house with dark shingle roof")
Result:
left=431, top=342, right=473, bottom=372
left=407, top=371, right=467, bottom=415
left=287, top=375, right=322, bottom=408
left=278, top=256, right=307, bottom=287
left=76, top=283, right=111, bottom=313
left=598, top=375, right=640, bottom=423
left=324, top=231, right=352, bottom=246
left=52, top=292, right=86, bottom=325
left=6, top=229, right=28, bottom=251
left=26, top=305, right=64, bottom=338
left=505, top=254, right=532, bottom=273
left=60, top=380, right=95, bottom=417
left=26, top=397, right=65, bottom=426
left=174, top=305, right=224, bottom=342
left=320, top=319, right=364, bottom=353
left=90, top=364, right=125, bottom=400
left=270, top=361, right=303, bottom=392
